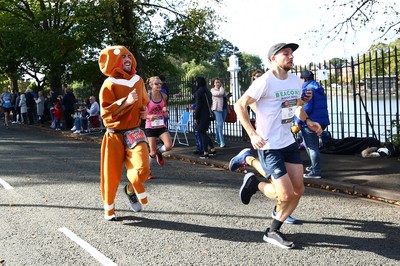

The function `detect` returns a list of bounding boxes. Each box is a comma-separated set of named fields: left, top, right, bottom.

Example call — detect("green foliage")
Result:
left=182, top=60, right=218, bottom=79
left=0, top=0, right=108, bottom=92
left=0, top=0, right=223, bottom=93
left=387, top=119, right=400, bottom=149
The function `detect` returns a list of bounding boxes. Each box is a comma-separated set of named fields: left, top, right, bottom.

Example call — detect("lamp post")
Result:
left=227, top=54, right=240, bottom=102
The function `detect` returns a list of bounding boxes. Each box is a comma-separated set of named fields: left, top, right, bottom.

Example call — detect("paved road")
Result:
left=1, top=126, right=399, bottom=265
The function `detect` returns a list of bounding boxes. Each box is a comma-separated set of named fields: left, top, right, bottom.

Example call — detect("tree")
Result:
left=0, top=0, right=224, bottom=93
left=102, top=0, right=223, bottom=79
left=0, top=0, right=108, bottom=93
left=317, top=0, right=399, bottom=43
left=356, top=38, right=400, bottom=80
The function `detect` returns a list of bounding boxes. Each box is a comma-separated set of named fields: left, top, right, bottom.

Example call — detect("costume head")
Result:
left=98, top=45, right=137, bottom=79
left=268, top=43, right=299, bottom=62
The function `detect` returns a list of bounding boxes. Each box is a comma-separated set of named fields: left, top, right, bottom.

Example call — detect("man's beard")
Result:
left=123, top=66, right=132, bottom=74
left=280, top=62, right=292, bottom=72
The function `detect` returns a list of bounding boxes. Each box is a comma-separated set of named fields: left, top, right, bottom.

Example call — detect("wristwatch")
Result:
left=305, top=117, right=313, bottom=123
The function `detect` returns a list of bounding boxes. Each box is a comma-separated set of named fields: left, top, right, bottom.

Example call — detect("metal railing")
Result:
left=167, top=47, right=400, bottom=145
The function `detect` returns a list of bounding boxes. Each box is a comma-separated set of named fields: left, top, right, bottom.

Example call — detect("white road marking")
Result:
left=59, top=227, right=117, bottom=266
left=0, top=178, right=14, bottom=190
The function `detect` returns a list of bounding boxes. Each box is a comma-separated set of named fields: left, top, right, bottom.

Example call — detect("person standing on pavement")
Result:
left=61, top=86, right=77, bottom=130
left=13, top=92, right=22, bottom=124
left=98, top=45, right=150, bottom=221
left=25, top=89, right=35, bottom=125
left=299, top=70, right=330, bottom=179
left=52, top=97, right=63, bottom=131
left=34, top=91, right=45, bottom=127
left=144, top=76, right=172, bottom=170
left=18, top=92, right=28, bottom=124
left=234, top=43, right=322, bottom=249
left=194, top=76, right=217, bottom=159
left=211, top=78, right=228, bottom=148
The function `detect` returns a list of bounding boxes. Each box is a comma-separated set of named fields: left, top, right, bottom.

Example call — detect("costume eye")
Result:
left=113, top=49, right=121, bottom=55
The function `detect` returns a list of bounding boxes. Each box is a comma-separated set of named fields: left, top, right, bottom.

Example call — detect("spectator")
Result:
left=193, top=76, right=216, bottom=159
left=72, top=96, right=100, bottom=134
left=34, top=91, right=45, bottom=127
left=299, top=70, right=330, bottom=179
left=52, top=98, right=62, bottom=131
left=13, top=92, right=22, bottom=124
left=159, top=75, right=170, bottom=104
left=62, top=86, right=76, bottom=130
left=11, top=89, right=18, bottom=123
left=18, top=93, right=28, bottom=124
left=48, top=88, right=58, bottom=125
left=71, top=99, right=88, bottom=132
left=211, top=78, right=228, bottom=148
left=189, top=103, right=203, bottom=155
left=252, top=69, right=263, bottom=81
left=25, top=89, right=35, bottom=125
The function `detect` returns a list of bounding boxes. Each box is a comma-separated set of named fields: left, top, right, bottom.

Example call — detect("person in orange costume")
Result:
left=98, top=45, right=150, bottom=221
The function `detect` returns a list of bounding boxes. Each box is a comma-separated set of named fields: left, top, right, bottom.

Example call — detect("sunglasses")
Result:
left=153, top=82, right=162, bottom=85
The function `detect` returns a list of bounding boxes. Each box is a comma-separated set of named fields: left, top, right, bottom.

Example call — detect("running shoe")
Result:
left=104, top=214, right=117, bottom=221
left=271, top=206, right=298, bottom=224
left=156, top=152, right=164, bottom=167
left=148, top=172, right=154, bottom=179
left=263, top=228, right=295, bottom=249
left=229, top=148, right=251, bottom=172
left=239, top=172, right=259, bottom=205
left=123, top=184, right=142, bottom=212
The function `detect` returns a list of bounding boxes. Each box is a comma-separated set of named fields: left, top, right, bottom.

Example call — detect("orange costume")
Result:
left=98, top=46, right=150, bottom=220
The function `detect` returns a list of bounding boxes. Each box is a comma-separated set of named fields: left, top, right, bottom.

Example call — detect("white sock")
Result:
left=158, top=145, right=167, bottom=153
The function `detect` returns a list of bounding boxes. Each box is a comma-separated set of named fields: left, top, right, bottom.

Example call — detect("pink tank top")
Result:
left=145, top=92, right=166, bottom=129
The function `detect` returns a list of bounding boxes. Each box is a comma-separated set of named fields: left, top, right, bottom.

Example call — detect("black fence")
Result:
left=168, top=47, right=400, bottom=145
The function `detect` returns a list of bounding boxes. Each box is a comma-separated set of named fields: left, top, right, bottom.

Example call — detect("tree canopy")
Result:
left=0, top=0, right=224, bottom=95
left=313, top=0, right=399, bottom=44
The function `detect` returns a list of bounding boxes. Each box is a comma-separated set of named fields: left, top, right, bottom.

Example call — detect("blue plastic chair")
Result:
left=170, top=111, right=191, bottom=146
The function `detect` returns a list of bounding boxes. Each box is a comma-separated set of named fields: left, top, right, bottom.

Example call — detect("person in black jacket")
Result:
left=193, top=77, right=216, bottom=159
left=61, top=86, right=76, bottom=130
left=25, top=89, right=35, bottom=125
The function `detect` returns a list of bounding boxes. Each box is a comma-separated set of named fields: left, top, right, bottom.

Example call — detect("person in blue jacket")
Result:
left=299, top=70, right=330, bottom=178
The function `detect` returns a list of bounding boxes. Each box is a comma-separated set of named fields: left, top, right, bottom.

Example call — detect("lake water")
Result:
left=169, top=95, right=399, bottom=143
left=328, top=95, right=399, bottom=142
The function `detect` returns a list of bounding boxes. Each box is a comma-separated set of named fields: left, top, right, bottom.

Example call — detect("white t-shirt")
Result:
left=244, top=70, right=302, bottom=149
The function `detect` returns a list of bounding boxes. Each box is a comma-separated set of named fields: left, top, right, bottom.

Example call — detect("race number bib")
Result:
left=123, top=128, right=148, bottom=149
left=281, top=99, right=297, bottom=124
left=151, top=116, right=164, bottom=128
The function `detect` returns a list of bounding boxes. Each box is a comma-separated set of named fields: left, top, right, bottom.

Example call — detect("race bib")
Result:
left=123, top=128, right=148, bottom=149
left=281, top=99, right=297, bottom=124
left=151, top=116, right=164, bottom=128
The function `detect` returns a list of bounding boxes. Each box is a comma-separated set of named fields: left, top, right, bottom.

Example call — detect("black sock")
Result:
left=270, top=219, right=283, bottom=232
